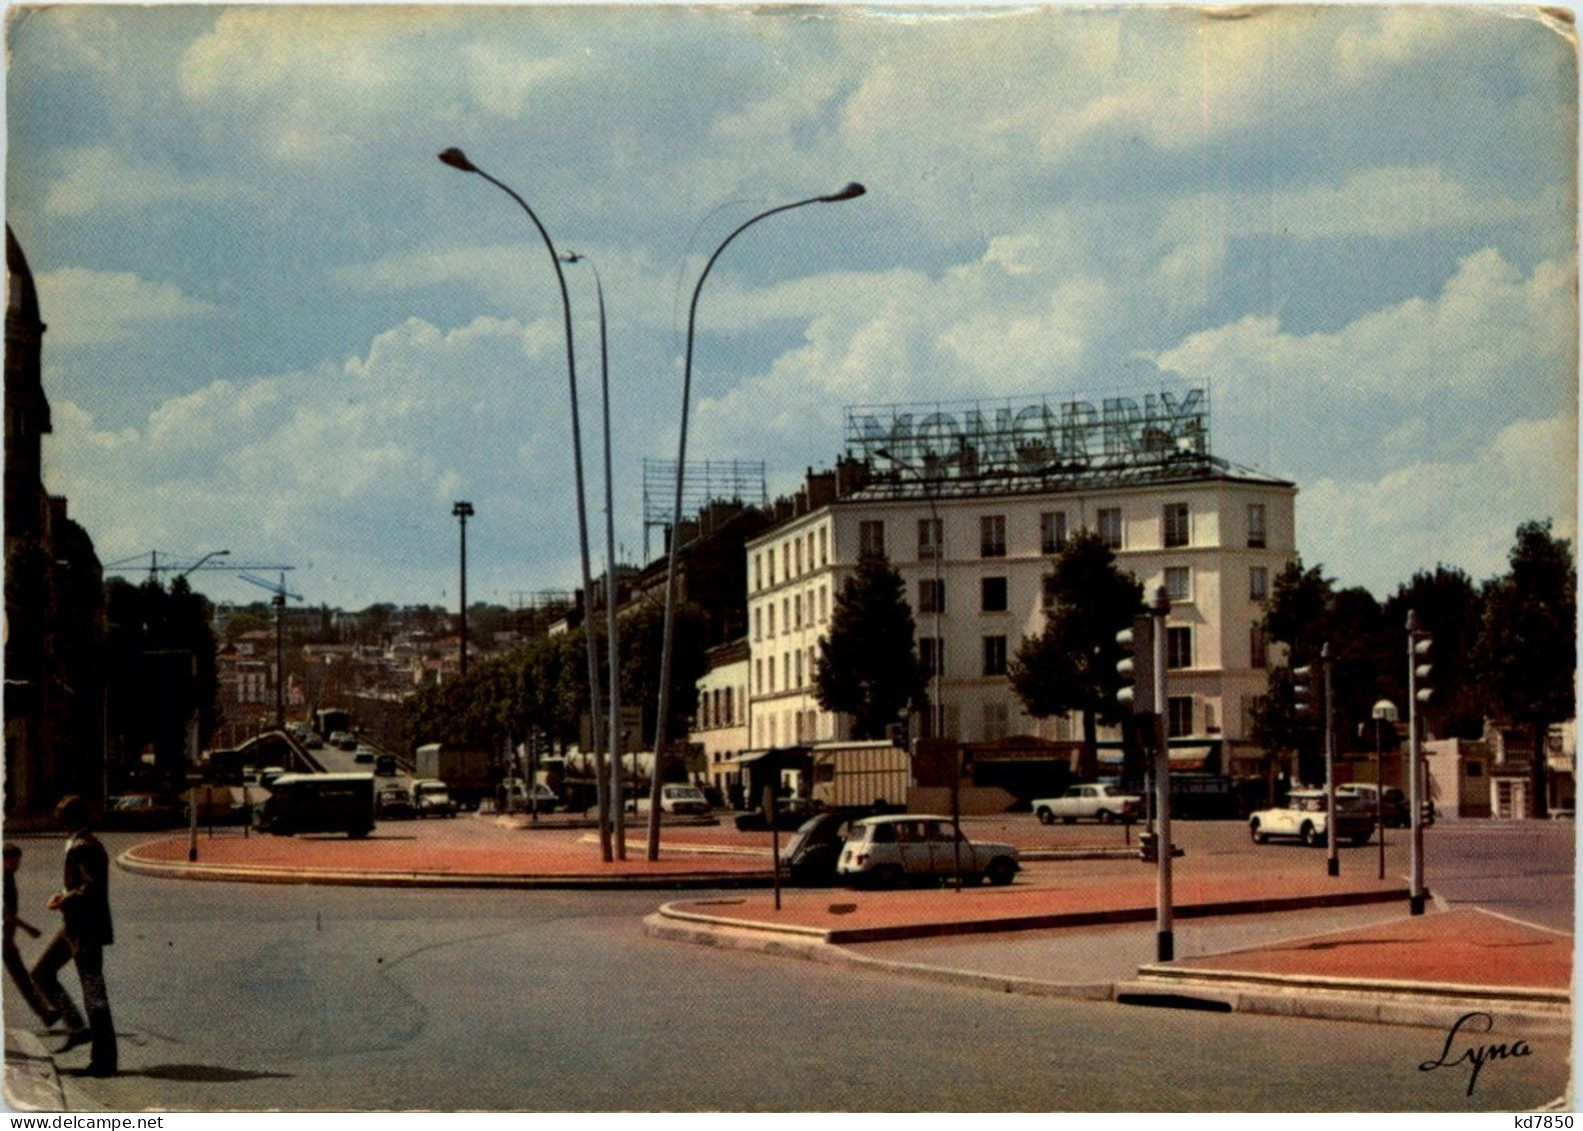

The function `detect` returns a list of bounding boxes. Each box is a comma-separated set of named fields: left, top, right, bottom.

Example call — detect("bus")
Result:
left=314, top=708, right=351, bottom=739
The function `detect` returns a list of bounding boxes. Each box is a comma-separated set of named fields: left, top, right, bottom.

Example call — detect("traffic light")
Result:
left=1412, top=633, right=1434, bottom=704
left=1291, top=664, right=1317, bottom=721
left=1116, top=614, right=1155, bottom=715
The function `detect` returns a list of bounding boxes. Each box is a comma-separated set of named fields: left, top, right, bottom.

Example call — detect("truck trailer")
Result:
left=414, top=743, right=496, bottom=810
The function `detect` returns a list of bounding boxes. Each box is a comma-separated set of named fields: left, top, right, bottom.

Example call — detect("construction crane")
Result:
left=104, top=551, right=295, bottom=585
left=239, top=572, right=303, bottom=731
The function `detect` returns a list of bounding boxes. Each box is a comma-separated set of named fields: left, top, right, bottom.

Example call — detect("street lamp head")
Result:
left=821, top=182, right=867, bottom=203
left=559, top=251, right=584, bottom=264
left=438, top=148, right=477, bottom=173
left=452, top=500, right=474, bottom=518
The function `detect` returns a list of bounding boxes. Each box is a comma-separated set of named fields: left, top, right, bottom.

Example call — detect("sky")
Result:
left=6, top=3, right=1577, bottom=613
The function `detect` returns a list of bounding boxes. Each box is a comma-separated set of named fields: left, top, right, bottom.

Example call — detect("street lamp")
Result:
left=452, top=502, right=473, bottom=678
left=439, top=147, right=613, bottom=861
left=178, top=549, right=231, bottom=579
left=1372, top=699, right=1399, bottom=881
left=560, top=250, right=626, bottom=858
left=646, top=181, right=866, bottom=861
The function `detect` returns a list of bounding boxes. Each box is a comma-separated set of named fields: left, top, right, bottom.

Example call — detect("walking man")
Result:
left=3, top=843, right=57, bottom=1024
left=30, top=796, right=116, bottom=1076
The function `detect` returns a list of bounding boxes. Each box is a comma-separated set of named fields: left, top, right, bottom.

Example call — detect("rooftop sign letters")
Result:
left=845, top=388, right=1211, bottom=481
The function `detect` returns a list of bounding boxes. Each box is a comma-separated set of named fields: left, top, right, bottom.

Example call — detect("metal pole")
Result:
left=273, top=591, right=285, bottom=730
left=1323, top=642, right=1339, bottom=877
left=647, top=183, right=865, bottom=861
left=1407, top=611, right=1426, bottom=915
left=453, top=502, right=472, bottom=678
left=439, top=149, right=611, bottom=861
left=1376, top=717, right=1386, bottom=880
left=1151, top=586, right=1173, bottom=961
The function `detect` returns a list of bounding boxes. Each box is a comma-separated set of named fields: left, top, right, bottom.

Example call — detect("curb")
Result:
left=642, top=912, right=1572, bottom=1034
left=1113, top=975, right=1572, bottom=1035
left=116, top=849, right=778, bottom=890
left=652, top=884, right=1413, bottom=945
left=4, top=1027, right=66, bottom=1113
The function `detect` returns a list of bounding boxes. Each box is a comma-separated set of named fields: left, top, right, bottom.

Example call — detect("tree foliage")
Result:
left=815, top=551, right=926, bottom=740
left=1009, top=531, right=1143, bottom=774
left=1476, top=520, right=1576, bottom=816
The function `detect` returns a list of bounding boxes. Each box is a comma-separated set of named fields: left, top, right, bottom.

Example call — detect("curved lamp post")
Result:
left=452, top=502, right=474, bottom=678
left=178, top=549, right=230, bottom=580
left=647, top=181, right=866, bottom=860
left=439, top=147, right=612, bottom=861
left=561, top=250, right=627, bottom=858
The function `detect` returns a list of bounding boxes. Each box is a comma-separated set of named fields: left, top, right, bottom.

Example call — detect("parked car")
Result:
left=411, top=779, right=457, bottom=818
left=735, top=796, right=823, bottom=831
left=329, top=731, right=358, bottom=751
left=837, top=814, right=1020, bottom=887
left=1032, top=783, right=1143, bottom=825
left=631, top=783, right=713, bottom=815
left=497, top=778, right=560, bottom=813
left=354, top=750, right=374, bottom=764
left=1249, top=789, right=1374, bottom=847
left=103, top=792, right=184, bottom=829
left=780, top=811, right=856, bottom=884
left=1336, top=783, right=1409, bottom=828
left=375, top=783, right=416, bottom=820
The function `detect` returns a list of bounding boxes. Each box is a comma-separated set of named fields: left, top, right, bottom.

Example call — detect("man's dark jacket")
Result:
left=59, top=832, right=113, bottom=948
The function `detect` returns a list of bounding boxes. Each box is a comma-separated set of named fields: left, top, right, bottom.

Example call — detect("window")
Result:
left=1164, top=566, right=1191, bottom=602
left=819, top=586, right=828, bottom=622
left=1040, top=511, right=1067, bottom=555
left=754, top=553, right=763, bottom=592
left=794, top=594, right=803, bottom=629
left=1466, top=761, right=1484, bottom=778
left=982, top=701, right=1010, bottom=742
left=982, top=635, right=1008, bottom=676
left=795, top=540, right=803, bottom=576
left=918, top=517, right=942, bottom=560
left=767, top=605, right=775, bottom=636
left=919, top=578, right=945, bottom=614
left=795, top=651, right=803, bottom=689
left=783, top=598, right=790, bottom=633
left=769, top=552, right=776, bottom=586
left=1250, top=624, right=1267, bottom=670
left=819, top=527, right=828, bottom=565
left=981, top=576, right=1008, bottom=612
left=782, top=544, right=790, bottom=579
left=754, top=607, right=762, bottom=641
left=1097, top=508, right=1122, bottom=550
left=1168, top=696, right=1194, bottom=738
left=768, top=656, right=776, bottom=693
left=1167, top=626, right=1192, bottom=670
left=860, top=520, right=885, bottom=557
left=1164, top=502, right=1190, bottom=548
left=782, top=654, right=790, bottom=691
left=754, top=659, right=763, bottom=694
left=1249, top=566, right=1269, bottom=602
left=723, top=687, right=733, bottom=726
left=1247, top=503, right=1267, bottom=549
left=980, top=515, right=1006, bottom=558
left=919, top=637, right=944, bottom=676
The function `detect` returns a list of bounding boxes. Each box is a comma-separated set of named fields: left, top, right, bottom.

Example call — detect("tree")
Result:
left=1382, top=566, right=1486, bottom=739
left=1476, top=520, right=1576, bottom=817
left=815, top=551, right=926, bottom=740
left=1008, top=531, right=1143, bottom=779
left=1252, top=560, right=1334, bottom=784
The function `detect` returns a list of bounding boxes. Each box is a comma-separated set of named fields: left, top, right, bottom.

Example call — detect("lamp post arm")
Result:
left=648, top=192, right=837, bottom=861
left=459, top=158, right=611, bottom=861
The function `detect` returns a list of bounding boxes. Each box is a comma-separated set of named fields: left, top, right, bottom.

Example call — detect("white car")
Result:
left=837, top=814, right=1020, bottom=887
left=1249, top=789, right=1374, bottom=847
left=632, top=784, right=712, bottom=815
left=1032, top=783, right=1143, bottom=825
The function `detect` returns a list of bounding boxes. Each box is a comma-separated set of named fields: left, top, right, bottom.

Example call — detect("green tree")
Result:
left=1251, top=560, right=1334, bottom=784
left=1476, top=520, right=1576, bottom=817
left=815, top=551, right=927, bottom=740
left=1382, top=566, right=1486, bottom=739
left=1008, top=530, right=1143, bottom=779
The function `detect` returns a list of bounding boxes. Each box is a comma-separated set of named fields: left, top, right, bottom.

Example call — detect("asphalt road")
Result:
left=3, top=827, right=1570, bottom=1113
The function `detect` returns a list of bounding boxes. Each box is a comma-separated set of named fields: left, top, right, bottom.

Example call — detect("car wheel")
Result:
left=1249, top=820, right=1267, bottom=844
left=874, top=865, right=904, bottom=888
left=1098, top=810, right=1114, bottom=825
left=1036, top=808, right=1055, bottom=826
left=1301, top=822, right=1321, bottom=848
left=986, top=857, right=1016, bottom=886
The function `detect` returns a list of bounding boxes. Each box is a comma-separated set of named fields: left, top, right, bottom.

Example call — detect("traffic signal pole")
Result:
left=1150, top=586, right=1173, bottom=962
left=1323, top=643, right=1339, bottom=878
left=1407, top=610, right=1431, bottom=915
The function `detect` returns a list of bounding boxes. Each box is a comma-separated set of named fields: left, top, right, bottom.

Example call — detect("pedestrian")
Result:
left=3, top=843, right=58, bottom=1025
left=30, top=796, right=117, bottom=1076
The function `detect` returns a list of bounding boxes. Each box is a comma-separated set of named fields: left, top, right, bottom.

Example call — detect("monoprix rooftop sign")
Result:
left=845, top=387, right=1212, bottom=480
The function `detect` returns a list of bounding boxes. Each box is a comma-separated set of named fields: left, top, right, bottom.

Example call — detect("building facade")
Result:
left=738, top=389, right=1296, bottom=774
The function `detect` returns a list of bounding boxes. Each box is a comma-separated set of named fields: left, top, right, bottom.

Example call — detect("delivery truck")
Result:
left=414, top=743, right=495, bottom=810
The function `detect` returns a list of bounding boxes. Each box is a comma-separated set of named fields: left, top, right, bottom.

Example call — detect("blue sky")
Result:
left=7, top=4, right=1576, bottom=611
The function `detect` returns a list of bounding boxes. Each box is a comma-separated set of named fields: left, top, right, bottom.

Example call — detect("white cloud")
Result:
left=34, top=268, right=214, bottom=346
left=1300, top=414, right=1577, bottom=592
left=43, top=147, right=233, bottom=216
left=1156, top=249, right=1575, bottom=408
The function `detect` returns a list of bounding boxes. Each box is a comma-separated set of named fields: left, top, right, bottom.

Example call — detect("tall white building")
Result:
left=740, top=387, right=1297, bottom=765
